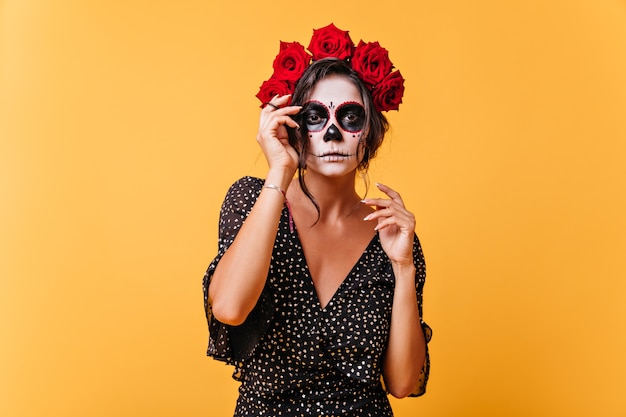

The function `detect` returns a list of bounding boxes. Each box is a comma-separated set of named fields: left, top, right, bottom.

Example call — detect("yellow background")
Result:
left=2, top=0, right=625, bottom=416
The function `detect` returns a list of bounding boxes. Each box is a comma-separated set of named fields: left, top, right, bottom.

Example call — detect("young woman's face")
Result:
left=301, top=75, right=366, bottom=177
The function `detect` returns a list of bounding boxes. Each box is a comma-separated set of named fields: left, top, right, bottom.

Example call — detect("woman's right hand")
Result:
left=256, top=95, right=301, bottom=175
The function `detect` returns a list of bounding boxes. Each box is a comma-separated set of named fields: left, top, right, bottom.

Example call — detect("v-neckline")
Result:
left=290, top=220, right=379, bottom=311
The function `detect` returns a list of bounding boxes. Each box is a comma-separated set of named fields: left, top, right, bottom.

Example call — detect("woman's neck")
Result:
left=289, top=172, right=363, bottom=223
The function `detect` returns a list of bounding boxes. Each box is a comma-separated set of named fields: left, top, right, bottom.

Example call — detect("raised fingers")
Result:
left=262, top=95, right=301, bottom=119
left=256, top=95, right=302, bottom=171
left=363, top=205, right=415, bottom=229
left=259, top=95, right=301, bottom=133
left=361, top=183, right=415, bottom=232
left=262, top=94, right=292, bottom=110
left=373, top=182, right=405, bottom=206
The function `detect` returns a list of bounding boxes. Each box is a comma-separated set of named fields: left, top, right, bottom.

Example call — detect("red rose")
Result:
left=372, top=70, right=405, bottom=112
left=307, top=23, right=354, bottom=61
left=272, top=41, right=311, bottom=82
left=351, top=41, right=393, bottom=86
left=256, top=76, right=294, bottom=107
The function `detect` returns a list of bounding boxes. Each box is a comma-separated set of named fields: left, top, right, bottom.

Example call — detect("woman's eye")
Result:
left=300, top=102, right=331, bottom=131
left=303, top=108, right=328, bottom=131
left=336, top=103, right=365, bottom=132
left=306, top=114, right=322, bottom=123
left=343, top=113, right=359, bottom=123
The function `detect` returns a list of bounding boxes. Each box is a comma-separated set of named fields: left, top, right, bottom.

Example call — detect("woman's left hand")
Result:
left=362, top=183, right=415, bottom=266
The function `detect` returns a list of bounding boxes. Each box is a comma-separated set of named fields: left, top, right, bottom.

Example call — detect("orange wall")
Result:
left=1, top=1, right=625, bottom=416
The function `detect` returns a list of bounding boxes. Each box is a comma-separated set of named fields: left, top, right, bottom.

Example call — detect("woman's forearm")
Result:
left=382, top=263, right=426, bottom=398
left=208, top=171, right=292, bottom=326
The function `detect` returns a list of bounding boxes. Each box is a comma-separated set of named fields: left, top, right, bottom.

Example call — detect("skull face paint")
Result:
left=297, top=75, right=369, bottom=177
left=299, top=100, right=366, bottom=134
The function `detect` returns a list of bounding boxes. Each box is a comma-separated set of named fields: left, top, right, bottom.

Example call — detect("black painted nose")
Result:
left=323, top=124, right=341, bottom=142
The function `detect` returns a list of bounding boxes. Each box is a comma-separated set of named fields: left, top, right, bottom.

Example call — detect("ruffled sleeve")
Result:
left=202, top=176, right=274, bottom=371
left=409, top=234, right=432, bottom=397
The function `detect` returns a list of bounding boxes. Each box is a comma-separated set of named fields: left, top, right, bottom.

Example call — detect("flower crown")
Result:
left=256, top=23, right=405, bottom=112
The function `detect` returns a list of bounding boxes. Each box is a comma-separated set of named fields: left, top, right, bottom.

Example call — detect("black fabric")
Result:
left=203, top=176, right=431, bottom=416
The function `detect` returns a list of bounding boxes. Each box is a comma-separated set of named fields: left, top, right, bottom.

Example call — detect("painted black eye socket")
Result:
left=301, top=102, right=330, bottom=132
left=336, top=103, right=365, bottom=133
left=298, top=101, right=366, bottom=134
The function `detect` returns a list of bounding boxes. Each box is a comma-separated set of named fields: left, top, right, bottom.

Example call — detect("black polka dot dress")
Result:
left=203, top=177, right=431, bottom=417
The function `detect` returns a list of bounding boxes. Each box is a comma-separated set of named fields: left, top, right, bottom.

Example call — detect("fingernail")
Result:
left=363, top=214, right=371, bottom=221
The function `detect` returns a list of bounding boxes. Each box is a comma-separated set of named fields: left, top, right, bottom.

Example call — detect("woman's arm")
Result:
left=362, top=182, right=427, bottom=398
left=383, top=263, right=426, bottom=398
left=208, top=95, right=300, bottom=326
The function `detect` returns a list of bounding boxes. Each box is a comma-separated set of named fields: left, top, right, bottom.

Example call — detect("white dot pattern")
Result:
left=203, top=177, right=431, bottom=416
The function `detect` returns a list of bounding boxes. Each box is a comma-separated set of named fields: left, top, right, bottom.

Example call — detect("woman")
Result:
left=203, top=24, right=431, bottom=417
